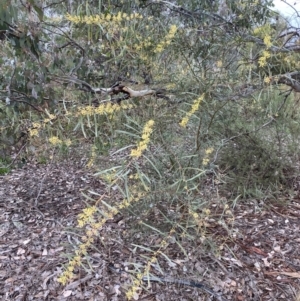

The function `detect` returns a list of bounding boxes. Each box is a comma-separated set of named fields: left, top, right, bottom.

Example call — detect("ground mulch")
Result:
left=1, top=160, right=300, bottom=301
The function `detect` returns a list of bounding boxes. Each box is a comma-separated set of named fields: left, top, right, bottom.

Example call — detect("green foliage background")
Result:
left=1, top=0, right=299, bottom=192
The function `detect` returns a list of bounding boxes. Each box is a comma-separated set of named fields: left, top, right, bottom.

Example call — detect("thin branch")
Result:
left=277, top=30, right=300, bottom=40
left=277, top=72, right=300, bottom=92
left=34, top=150, right=55, bottom=207
left=43, top=23, right=85, bottom=55
left=42, top=0, right=65, bottom=9
left=13, top=99, right=44, bottom=112
left=7, top=138, right=28, bottom=168
left=6, top=59, right=17, bottom=101
left=69, top=56, right=84, bottom=76
left=279, top=0, right=300, bottom=18
left=9, top=89, right=45, bottom=112
left=0, top=96, right=43, bottom=112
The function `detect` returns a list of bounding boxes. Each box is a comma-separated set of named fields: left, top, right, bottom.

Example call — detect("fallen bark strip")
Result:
left=54, top=76, right=169, bottom=101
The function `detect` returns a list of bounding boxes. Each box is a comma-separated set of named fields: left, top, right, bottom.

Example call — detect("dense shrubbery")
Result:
left=1, top=0, right=300, bottom=293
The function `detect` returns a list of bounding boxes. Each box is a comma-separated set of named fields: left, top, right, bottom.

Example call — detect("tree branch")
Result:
left=52, top=76, right=170, bottom=101
left=277, top=72, right=300, bottom=92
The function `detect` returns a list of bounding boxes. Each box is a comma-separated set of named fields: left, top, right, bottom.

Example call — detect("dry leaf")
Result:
left=265, top=271, right=300, bottom=278
left=262, top=257, right=271, bottom=267
left=17, top=247, right=25, bottom=255
left=63, top=290, right=72, bottom=297
left=22, top=239, right=31, bottom=245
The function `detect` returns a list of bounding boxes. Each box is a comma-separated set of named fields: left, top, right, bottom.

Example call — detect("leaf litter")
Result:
left=0, top=159, right=300, bottom=300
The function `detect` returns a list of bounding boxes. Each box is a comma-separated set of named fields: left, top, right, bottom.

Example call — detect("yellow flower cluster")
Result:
left=130, top=120, right=155, bottom=158
left=216, top=60, right=223, bottom=68
left=49, top=136, right=62, bottom=145
left=44, top=111, right=57, bottom=124
left=204, top=208, right=211, bottom=215
left=29, top=128, right=39, bottom=137
left=155, top=24, right=177, bottom=53
left=202, top=147, right=214, bottom=166
left=49, top=136, right=71, bottom=146
left=29, top=112, right=57, bottom=138
left=253, top=25, right=273, bottom=67
left=58, top=189, right=146, bottom=285
left=65, top=139, right=72, bottom=146
left=263, top=35, right=272, bottom=48
left=86, top=145, right=97, bottom=168
left=65, top=12, right=143, bottom=25
left=77, top=105, right=94, bottom=116
left=189, top=209, right=206, bottom=230
left=283, top=54, right=300, bottom=69
left=253, top=24, right=272, bottom=37
left=77, top=206, right=97, bottom=228
left=166, top=83, right=176, bottom=89
left=29, top=122, right=41, bottom=137
left=77, top=103, right=134, bottom=117
left=58, top=203, right=107, bottom=285
left=101, top=171, right=118, bottom=184
left=179, top=93, right=204, bottom=127
left=118, top=192, right=145, bottom=210
left=264, top=76, right=271, bottom=84
left=32, top=122, right=41, bottom=129
left=258, top=50, right=271, bottom=67
left=134, top=37, right=152, bottom=51
left=129, top=173, right=139, bottom=180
